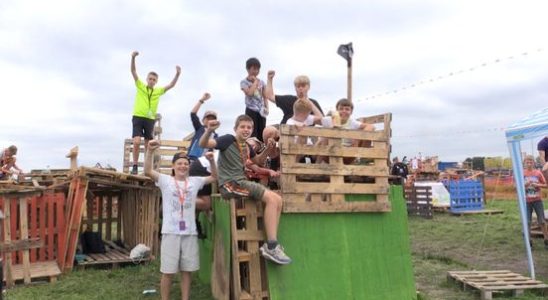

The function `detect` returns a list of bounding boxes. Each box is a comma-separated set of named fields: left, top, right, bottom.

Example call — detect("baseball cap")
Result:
left=203, top=111, right=217, bottom=119
left=172, top=152, right=190, bottom=164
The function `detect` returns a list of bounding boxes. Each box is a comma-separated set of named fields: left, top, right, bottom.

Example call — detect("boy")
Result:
left=187, top=92, right=218, bottom=161
left=144, top=140, right=217, bottom=300
left=199, top=115, right=291, bottom=265
left=266, top=71, right=324, bottom=124
left=240, top=57, right=273, bottom=141
left=130, top=50, right=181, bottom=174
left=0, top=145, right=23, bottom=180
left=523, top=155, right=548, bottom=249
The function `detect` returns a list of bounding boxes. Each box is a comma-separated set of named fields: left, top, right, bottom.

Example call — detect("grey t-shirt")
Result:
left=215, top=134, right=256, bottom=186
left=240, top=77, right=266, bottom=113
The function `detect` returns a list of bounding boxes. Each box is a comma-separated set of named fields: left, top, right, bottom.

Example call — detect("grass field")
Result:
left=4, top=199, right=548, bottom=300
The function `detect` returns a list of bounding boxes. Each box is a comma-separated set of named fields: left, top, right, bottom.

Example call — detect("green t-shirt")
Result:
left=132, top=79, right=166, bottom=119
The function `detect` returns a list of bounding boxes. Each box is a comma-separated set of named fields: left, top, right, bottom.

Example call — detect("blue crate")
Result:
left=443, top=179, right=484, bottom=212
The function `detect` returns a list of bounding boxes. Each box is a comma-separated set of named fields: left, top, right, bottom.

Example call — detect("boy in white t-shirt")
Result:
left=144, top=139, right=217, bottom=300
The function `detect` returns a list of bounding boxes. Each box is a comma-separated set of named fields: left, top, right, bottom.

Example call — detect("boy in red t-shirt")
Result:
left=523, top=155, right=548, bottom=249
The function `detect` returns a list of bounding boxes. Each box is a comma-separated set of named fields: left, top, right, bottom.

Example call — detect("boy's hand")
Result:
left=207, top=120, right=221, bottom=131
left=132, top=51, right=139, bottom=58
left=204, top=151, right=215, bottom=161
left=175, top=66, right=181, bottom=74
left=267, top=70, right=275, bottom=80
left=201, top=93, right=211, bottom=102
left=148, top=139, right=160, bottom=151
left=269, top=170, right=280, bottom=177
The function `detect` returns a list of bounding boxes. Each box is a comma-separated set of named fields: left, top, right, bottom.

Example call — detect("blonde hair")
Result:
left=293, top=99, right=312, bottom=114
left=523, top=155, right=535, bottom=163
left=293, top=75, right=310, bottom=86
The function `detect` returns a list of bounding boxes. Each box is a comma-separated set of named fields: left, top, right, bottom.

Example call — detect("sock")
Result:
left=267, top=240, right=278, bottom=250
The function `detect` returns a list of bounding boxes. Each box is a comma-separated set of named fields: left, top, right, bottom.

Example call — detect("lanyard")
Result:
left=146, top=87, right=154, bottom=111
left=173, top=177, right=188, bottom=215
left=236, top=141, right=250, bottom=169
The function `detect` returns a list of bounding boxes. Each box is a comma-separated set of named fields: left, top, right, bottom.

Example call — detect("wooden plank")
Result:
left=280, top=143, right=388, bottom=159
left=158, top=140, right=190, bottom=148
left=19, top=197, right=31, bottom=284
left=3, top=198, right=14, bottom=287
left=39, top=194, right=46, bottom=261
left=56, top=192, right=66, bottom=267
left=283, top=199, right=391, bottom=213
left=282, top=182, right=389, bottom=194
left=10, top=261, right=61, bottom=281
left=106, top=195, right=112, bottom=241
left=48, top=193, right=55, bottom=261
left=30, top=196, right=38, bottom=262
left=10, top=197, right=18, bottom=264
left=280, top=125, right=389, bottom=142
left=230, top=200, right=242, bottom=300
left=245, top=200, right=263, bottom=296
left=0, top=238, right=43, bottom=252
left=282, top=163, right=388, bottom=177
left=98, top=196, right=103, bottom=238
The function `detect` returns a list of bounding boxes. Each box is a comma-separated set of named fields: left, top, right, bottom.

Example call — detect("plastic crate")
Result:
left=443, top=179, right=484, bottom=212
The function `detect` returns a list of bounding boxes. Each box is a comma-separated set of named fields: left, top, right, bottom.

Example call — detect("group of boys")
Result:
left=130, top=52, right=374, bottom=300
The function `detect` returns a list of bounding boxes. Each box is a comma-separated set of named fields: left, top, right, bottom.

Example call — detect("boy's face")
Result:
left=247, top=66, right=260, bottom=77
left=524, top=159, right=534, bottom=169
left=172, top=158, right=190, bottom=177
left=337, top=105, right=353, bottom=121
left=146, top=74, right=158, bottom=88
left=234, top=121, right=254, bottom=141
left=294, top=83, right=309, bottom=99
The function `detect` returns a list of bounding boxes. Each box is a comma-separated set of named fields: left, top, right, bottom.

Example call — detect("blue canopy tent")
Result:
left=505, top=107, right=548, bottom=279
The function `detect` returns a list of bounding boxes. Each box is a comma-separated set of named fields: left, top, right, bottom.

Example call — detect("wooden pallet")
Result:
left=404, top=185, right=433, bottom=219
left=9, top=261, right=61, bottom=284
left=76, top=241, right=149, bottom=269
left=122, top=138, right=190, bottom=174
left=230, top=198, right=269, bottom=300
left=278, top=113, right=392, bottom=213
left=450, top=209, right=504, bottom=216
left=447, top=270, right=548, bottom=300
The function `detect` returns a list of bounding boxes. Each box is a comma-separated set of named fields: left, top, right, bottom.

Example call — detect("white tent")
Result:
left=505, top=107, right=548, bottom=279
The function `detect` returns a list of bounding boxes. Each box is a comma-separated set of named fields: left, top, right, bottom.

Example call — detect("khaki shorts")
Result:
left=220, top=180, right=266, bottom=201
left=160, top=234, right=199, bottom=273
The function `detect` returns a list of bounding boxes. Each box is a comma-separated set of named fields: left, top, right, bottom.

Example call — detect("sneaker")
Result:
left=260, top=244, right=292, bottom=265
left=131, top=165, right=138, bottom=175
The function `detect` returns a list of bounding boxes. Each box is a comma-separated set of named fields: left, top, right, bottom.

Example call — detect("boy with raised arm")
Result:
left=199, top=115, right=291, bottom=265
left=129, top=50, right=181, bottom=174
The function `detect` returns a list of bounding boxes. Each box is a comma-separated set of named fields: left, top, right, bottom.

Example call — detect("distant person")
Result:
left=240, top=57, right=272, bottom=141
left=538, top=136, right=548, bottom=180
left=523, top=155, right=548, bottom=249
left=129, top=51, right=181, bottom=174
left=199, top=115, right=292, bottom=265
left=391, top=157, right=409, bottom=183
left=0, top=145, right=23, bottom=180
left=144, top=140, right=217, bottom=300
left=267, top=71, right=324, bottom=124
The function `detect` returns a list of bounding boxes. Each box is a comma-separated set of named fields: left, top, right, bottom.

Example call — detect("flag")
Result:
left=337, top=42, right=353, bottom=62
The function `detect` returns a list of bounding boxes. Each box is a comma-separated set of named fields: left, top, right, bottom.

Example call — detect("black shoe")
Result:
left=131, top=165, right=138, bottom=175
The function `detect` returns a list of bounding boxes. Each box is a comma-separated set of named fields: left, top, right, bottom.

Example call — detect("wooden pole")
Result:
left=347, top=58, right=352, bottom=102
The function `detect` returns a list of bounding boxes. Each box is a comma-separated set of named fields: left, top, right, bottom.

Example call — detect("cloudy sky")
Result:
left=2, top=0, right=547, bottom=171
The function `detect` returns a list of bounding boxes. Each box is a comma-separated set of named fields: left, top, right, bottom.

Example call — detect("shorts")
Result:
left=219, top=180, right=266, bottom=201
left=132, top=116, right=155, bottom=140
left=189, top=159, right=212, bottom=196
left=527, top=200, right=546, bottom=225
left=160, top=234, right=199, bottom=273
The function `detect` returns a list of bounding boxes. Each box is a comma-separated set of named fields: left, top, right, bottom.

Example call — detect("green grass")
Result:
left=5, top=199, right=548, bottom=300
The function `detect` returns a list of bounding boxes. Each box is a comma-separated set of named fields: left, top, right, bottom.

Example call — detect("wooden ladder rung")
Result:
left=237, top=250, right=251, bottom=262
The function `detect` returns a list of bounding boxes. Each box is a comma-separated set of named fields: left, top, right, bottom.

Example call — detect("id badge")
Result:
left=179, top=221, right=186, bottom=231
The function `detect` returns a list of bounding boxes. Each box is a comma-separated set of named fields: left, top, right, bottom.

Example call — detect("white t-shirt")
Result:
left=155, top=173, right=206, bottom=235
left=321, top=117, right=362, bottom=146
left=286, top=115, right=316, bottom=126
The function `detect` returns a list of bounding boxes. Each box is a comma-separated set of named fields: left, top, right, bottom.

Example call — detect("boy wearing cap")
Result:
left=144, top=139, right=217, bottom=300
left=130, top=50, right=181, bottom=175
left=199, top=115, right=291, bottom=265
left=187, top=92, right=218, bottom=161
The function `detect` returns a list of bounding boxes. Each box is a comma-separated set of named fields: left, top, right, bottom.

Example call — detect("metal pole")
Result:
left=347, top=58, right=352, bottom=102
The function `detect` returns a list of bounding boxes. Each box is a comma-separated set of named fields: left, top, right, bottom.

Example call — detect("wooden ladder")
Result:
left=230, top=198, right=269, bottom=300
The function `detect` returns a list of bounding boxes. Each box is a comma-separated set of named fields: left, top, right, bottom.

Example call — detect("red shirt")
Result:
left=524, top=169, right=546, bottom=203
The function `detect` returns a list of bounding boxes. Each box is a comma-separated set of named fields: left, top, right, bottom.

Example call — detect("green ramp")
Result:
left=266, top=186, right=416, bottom=300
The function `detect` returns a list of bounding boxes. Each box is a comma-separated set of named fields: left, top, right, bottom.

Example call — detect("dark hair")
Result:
left=336, top=98, right=354, bottom=110
left=7, top=145, right=17, bottom=155
left=234, top=114, right=254, bottom=129
left=147, top=71, right=159, bottom=78
left=246, top=57, right=261, bottom=70
left=172, top=152, right=190, bottom=164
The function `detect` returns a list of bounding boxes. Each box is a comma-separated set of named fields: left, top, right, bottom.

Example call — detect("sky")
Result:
left=1, top=0, right=548, bottom=172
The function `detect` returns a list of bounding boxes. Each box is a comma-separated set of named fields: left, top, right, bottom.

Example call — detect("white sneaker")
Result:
left=260, top=244, right=292, bottom=265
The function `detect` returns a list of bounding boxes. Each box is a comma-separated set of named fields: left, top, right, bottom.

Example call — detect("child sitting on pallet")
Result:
left=245, top=137, right=280, bottom=186
left=199, top=114, right=292, bottom=265
left=144, top=140, right=217, bottom=300
left=523, top=155, right=548, bottom=249
left=321, top=98, right=375, bottom=164
left=0, top=145, right=23, bottom=180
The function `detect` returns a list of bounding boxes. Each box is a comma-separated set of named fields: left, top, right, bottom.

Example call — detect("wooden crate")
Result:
left=278, top=113, right=391, bottom=213
left=448, top=270, right=548, bottom=300
left=404, top=185, right=433, bottom=219
left=0, top=190, right=65, bottom=287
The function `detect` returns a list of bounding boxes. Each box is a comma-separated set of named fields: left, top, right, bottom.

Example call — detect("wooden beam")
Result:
left=0, top=238, right=43, bottom=252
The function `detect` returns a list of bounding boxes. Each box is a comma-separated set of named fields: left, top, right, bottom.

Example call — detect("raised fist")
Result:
left=131, top=51, right=139, bottom=58
left=267, top=70, right=275, bottom=80
left=175, top=65, right=181, bottom=74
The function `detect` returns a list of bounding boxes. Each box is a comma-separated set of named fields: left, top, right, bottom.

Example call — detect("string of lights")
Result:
left=356, top=48, right=545, bottom=103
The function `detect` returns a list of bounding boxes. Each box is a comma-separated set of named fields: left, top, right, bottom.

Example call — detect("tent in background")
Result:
left=505, top=107, right=548, bottom=279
